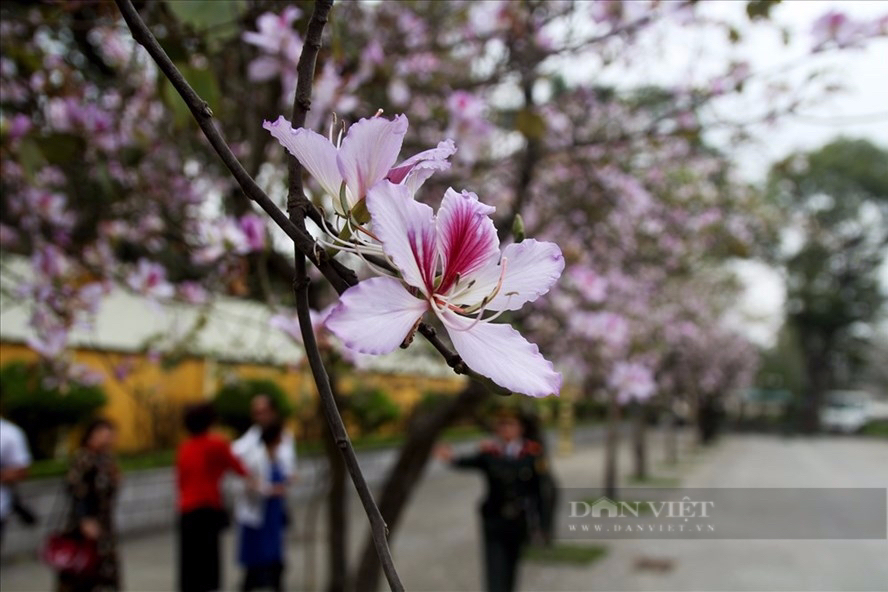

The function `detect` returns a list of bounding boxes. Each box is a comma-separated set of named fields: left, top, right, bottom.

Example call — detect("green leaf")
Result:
left=728, top=27, right=741, bottom=44
left=166, top=0, right=247, bottom=49
left=514, top=109, right=546, bottom=140
left=746, top=0, right=781, bottom=21
left=17, top=138, right=45, bottom=179
left=512, top=214, right=526, bottom=243
left=34, top=133, right=87, bottom=165
left=161, top=63, right=221, bottom=129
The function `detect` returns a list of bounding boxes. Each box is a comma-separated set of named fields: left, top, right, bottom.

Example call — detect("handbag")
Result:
left=41, top=531, right=99, bottom=576
left=40, top=476, right=99, bottom=577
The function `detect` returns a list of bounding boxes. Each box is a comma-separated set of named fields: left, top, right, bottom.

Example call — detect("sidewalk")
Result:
left=4, top=431, right=885, bottom=591
left=0, top=425, right=663, bottom=591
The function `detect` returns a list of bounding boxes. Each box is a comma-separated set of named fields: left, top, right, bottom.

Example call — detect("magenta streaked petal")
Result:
left=263, top=117, right=342, bottom=202
left=366, top=182, right=437, bottom=293
left=455, top=239, right=565, bottom=311
left=325, top=276, right=428, bottom=354
left=436, top=188, right=499, bottom=294
left=337, top=115, right=408, bottom=203
left=440, top=310, right=562, bottom=397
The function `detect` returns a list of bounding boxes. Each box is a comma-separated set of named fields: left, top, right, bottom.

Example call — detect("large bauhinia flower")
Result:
left=325, top=181, right=564, bottom=397
left=264, top=114, right=455, bottom=217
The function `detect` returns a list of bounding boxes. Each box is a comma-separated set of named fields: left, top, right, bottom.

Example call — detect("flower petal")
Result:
left=325, top=276, right=428, bottom=355
left=263, top=117, right=342, bottom=200
left=455, top=239, right=564, bottom=311
left=337, top=115, right=408, bottom=204
left=440, top=310, right=562, bottom=397
left=366, top=181, right=437, bottom=292
left=387, top=139, right=457, bottom=193
left=247, top=56, right=281, bottom=82
left=436, top=188, right=499, bottom=294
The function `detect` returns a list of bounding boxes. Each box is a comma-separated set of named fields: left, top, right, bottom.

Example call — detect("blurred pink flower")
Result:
left=446, top=91, right=493, bottom=163
left=243, top=7, right=303, bottom=97
left=567, top=266, right=608, bottom=303
left=811, top=10, right=887, bottom=51
left=178, top=281, right=208, bottom=304
left=609, top=361, right=656, bottom=404
left=127, top=259, right=174, bottom=300
left=27, top=325, right=68, bottom=358
left=238, top=214, right=266, bottom=251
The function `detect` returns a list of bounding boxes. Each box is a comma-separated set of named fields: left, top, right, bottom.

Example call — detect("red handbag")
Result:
left=41, top=532, right=99, bottom=576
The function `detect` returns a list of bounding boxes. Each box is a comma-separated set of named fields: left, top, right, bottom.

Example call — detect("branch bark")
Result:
left=284, top=2, right=403, bottom=591
left=114, top=0, right=405, bottom=588
left=355, top=32, right=546, bottom=590
left=114, top=0, right=352, bottom=295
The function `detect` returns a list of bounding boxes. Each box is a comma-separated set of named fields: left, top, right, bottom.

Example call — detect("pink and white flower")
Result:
left=127, top=259, right=174, bottom=300
left=242, top=7, right=303, bottom=95
left=264, top=114, right=456, bottom=216
left=325, top=181, right=564, bottom=397
left=609, top=361, right=656, bottom=404
left=238, top=214, right=266, bottom=251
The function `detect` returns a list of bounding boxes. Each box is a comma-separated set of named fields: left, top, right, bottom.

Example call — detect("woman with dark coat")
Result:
left=59, top=418, right=120, bottom=592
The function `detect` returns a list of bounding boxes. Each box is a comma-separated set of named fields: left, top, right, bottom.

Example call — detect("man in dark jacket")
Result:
left=437, top=409, right=552, bottom=592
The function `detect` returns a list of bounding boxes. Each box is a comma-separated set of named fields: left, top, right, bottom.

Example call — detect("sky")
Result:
left=597, top=0, right=888, bottom=346
left=713, top=0, right=888, bottom=346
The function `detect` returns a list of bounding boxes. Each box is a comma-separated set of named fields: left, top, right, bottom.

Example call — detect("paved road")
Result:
left=520, top=435, right=888, bottom=592
left=1, top=432, right=886, bottom=591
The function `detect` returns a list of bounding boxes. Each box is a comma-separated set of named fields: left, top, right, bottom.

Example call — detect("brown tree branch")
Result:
left=113, top=0, right=469, bottom=379
left=284, top=1, right=404, bottom=591
left=114, top=0, right=353, bottom=294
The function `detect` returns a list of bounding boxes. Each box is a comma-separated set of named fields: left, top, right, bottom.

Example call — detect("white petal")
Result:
left=440, top=310, right=562, bottom=397
left=388, top=139, right=457, bottom=194
left=247, top=57, right=280, bottom=82
left=263, top=117, right=342, bottom=200
left=325, top=276, right=428, bottom=355
left=457, top=239, right=564, bottom=311
left=366, top=181, right=437, bottom=293
left=337, top=115, right=408, bottom=202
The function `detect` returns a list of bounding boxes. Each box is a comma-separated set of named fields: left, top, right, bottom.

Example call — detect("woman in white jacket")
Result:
left=232, top=422, right=288, bottom=591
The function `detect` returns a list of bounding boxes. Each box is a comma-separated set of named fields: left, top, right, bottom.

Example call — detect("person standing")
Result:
left=0, top=414, right=32, bottom=550
left=59, top=419, right=120, bottom=592
left=176, top=403, right=250, bottom=592
left=436, top=409, right=550, bottom=592
left=233, top=422, right=288, bottom=592
left=232, top=394, right=296, bottom=482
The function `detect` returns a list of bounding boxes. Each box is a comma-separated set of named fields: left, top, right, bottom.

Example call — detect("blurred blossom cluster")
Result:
left=1, top=0, right=878, bottom=396
left=810, top=9, right=888, bottom=52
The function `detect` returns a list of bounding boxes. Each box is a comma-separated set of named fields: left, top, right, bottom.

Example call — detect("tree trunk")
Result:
left=800, top=349, right=830, bottom=434
left=352, top=381, right=490, bottom=592
left=664, top=401, right=679, bottom=465
left=632, top=401, right=647, bottom=482
left=604, top=390, right=619, bottom=500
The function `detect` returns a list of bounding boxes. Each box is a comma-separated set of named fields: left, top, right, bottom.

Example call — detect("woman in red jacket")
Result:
left=176, top=403, right=249, bottom=592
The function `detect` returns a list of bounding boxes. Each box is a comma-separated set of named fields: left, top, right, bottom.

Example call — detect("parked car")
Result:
left=820, top=390, right=872, bottom=433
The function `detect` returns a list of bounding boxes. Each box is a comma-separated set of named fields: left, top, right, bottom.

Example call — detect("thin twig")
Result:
left=114, top=0, right=352, bottom=294
left=116, top=0, right=465, bottom=370
left=284, top=1, right=404, bottom=590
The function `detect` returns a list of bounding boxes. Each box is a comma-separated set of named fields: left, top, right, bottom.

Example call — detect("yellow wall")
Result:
left=1, top=341, right=467, bottom=454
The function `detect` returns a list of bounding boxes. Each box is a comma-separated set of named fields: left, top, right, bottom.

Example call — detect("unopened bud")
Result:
left=512, top=214, right=526, bottom=243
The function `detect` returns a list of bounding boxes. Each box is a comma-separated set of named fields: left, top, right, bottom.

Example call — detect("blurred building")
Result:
left=0, top=257, right=465, bottom=453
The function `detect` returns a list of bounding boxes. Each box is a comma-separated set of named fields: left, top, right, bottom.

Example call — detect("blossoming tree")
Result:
left=2, top=0, right=884, bottom=590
